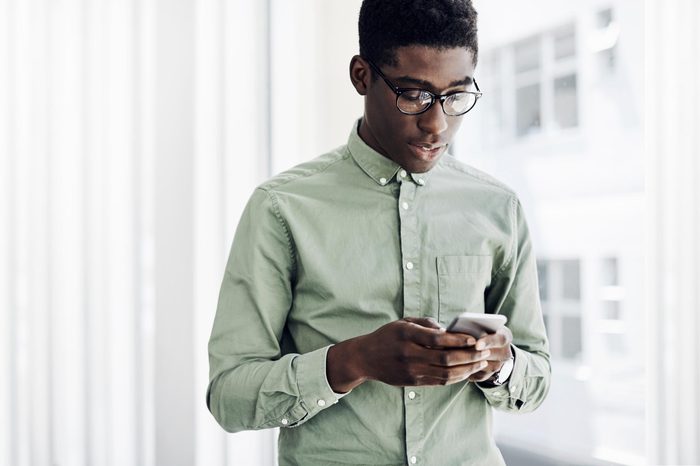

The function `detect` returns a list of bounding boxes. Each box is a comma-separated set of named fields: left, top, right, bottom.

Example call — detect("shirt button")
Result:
left=408, top=391, right=416, bottom=400
left=317, top=399, right=326, bottom=407
left=399, top=169, right=407, bottom=178
left=281, top=418, right=289, bottom=425
left=379, top=177, right=387, bottom=185
left=402, top=202, right=409, bottom=210
left=417, top=178, right=425, bottom=185
left=410, top=456, right=417, bottom=464
left=405, top=261, right=414, bottom=270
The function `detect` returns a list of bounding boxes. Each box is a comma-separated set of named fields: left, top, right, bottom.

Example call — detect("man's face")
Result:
left=352, top=46, right=477, bottom=173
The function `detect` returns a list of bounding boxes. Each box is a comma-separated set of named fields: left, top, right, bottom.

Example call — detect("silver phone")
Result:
left=446, top=312, right=507, bottom=338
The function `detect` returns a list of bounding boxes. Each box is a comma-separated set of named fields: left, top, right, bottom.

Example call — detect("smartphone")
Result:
left=446, top=312, right=507, bottom=338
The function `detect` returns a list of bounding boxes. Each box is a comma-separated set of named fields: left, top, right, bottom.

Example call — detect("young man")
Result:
left=207, top=0, right=551, bottom=464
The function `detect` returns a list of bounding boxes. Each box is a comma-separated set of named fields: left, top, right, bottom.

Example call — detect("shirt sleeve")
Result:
left=477, top=196, right=552, bottom=413
left=206, top=188, right=342, bottom=433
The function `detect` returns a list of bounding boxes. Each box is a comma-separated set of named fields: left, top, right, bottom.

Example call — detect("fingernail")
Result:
left=476, top=342, right=485, bottom=350
left=482, top=350, right=491, bottom=358
left=480, top=361, right=488, bottom=368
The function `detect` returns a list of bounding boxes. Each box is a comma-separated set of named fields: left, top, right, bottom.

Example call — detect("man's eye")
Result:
left=403, top=90, right=432, bottom=102
left=403, top=91, right=424, bottom=101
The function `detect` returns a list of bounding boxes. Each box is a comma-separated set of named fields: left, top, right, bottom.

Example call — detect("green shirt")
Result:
left=207, top=121, right=551, bottom=466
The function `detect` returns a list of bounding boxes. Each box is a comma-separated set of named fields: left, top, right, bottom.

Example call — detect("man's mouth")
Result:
left=408, top=142, right=446, bottom=160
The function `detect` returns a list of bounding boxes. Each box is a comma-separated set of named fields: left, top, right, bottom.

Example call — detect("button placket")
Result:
left=399, top=177, right=424, bottom=462
left=398, top=180, right=420, bottom=318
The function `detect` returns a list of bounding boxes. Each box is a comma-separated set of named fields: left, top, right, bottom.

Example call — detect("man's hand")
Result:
left=326, top=317, right=493, bottom=393
left=467, top=326, right=514, bottom=383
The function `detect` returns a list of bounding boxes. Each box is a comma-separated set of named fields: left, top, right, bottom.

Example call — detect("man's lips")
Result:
left=408, top=142, right=447, bottom=160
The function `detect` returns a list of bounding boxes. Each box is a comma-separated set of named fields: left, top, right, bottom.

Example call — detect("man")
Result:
left=207, top=0, right=551, bottom=464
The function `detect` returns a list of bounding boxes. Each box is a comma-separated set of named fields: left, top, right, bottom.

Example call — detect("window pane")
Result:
left=602, top=300, right=622, bottom=320
left=561, top=315, right=582, bottom=359
left=553, top=74, right=578, bottom=129
left=598, top=48, right=616, bottom=71
left=561, top=259, right=581, bottom=300
left=554, top=24, right=576, bottom=60
left=604, top=332, right=626, bottom=354
left=601, top=257, right=619, bottom=286
left=597, top=8, right=614, bottom=29
left=516, top=84, right=541, bottom=136
left=537, top=261, right=549, bottom=300
left=514, top=36, right=541, bottom=73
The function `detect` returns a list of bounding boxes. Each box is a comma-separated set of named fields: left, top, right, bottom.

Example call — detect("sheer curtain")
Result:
left=645, top=0, right=700, bottom=464
left=0, top=0, right=273, bottom=465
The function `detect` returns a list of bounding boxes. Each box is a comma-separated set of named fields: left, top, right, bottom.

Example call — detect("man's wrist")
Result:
left=478, top=345, right=515, bottom=388
left=326, top=337, right=368, bottom=393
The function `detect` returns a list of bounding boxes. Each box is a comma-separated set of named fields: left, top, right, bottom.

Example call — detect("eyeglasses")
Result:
left=366, top=59, right=482, bottom=116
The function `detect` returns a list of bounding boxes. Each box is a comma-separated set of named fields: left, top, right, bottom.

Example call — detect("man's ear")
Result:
left=349, top=55, right=370, bottom=96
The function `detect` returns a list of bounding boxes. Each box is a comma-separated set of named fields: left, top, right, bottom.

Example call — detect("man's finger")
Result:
left=419, top=360, right=489, bottom=385
left=405, top=322, right=476, bottom=348
left=403, top=316, right=444, bottom=330
left=475, top=326, right=512, bottom=350
left=428, top=348, right=491, bottom=367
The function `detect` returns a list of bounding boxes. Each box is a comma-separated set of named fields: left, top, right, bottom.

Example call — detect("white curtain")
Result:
left=0, top=0, right=274, bottom=465
left=645, top=0, right=700, bottom=464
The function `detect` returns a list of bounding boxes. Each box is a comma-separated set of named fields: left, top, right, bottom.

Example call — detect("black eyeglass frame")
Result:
left=366, top=59, right=483, bottom=116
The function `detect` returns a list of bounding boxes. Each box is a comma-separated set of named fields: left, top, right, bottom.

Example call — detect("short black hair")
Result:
left=358, top=0, right=478, bottom=68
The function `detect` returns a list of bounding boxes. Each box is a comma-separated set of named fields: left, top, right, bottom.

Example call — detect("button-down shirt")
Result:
left=207, top=120, right=551, bottom=466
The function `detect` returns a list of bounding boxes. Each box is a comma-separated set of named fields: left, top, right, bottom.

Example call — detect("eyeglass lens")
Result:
left=397, top=90, right=477, bottom=116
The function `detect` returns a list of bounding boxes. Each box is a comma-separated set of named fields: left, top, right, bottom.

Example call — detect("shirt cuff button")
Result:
left=281, top=418, right=289, bottom=425
left=317, top=399, right=326, bottom=407
left=410, top=456, right=417, bottom=464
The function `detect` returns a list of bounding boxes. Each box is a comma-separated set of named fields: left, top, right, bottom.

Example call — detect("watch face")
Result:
left=497, top=358, right=515, bottom=384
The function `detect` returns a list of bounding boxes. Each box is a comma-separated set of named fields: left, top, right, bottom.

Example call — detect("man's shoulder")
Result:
left=257, top=145, right=351, bottom=193
left=438, top=154, right=517, bottom=199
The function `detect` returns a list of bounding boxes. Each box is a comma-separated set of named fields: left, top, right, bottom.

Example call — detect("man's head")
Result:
left=358, top=0, right=478, bottom=68
left=351, top=0, right=479, bottom=173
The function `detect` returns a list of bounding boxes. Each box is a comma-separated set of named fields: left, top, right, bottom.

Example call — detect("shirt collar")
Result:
left=347, top=119, right=401, bottom=186
left=347, top=119, right=438, bottom=187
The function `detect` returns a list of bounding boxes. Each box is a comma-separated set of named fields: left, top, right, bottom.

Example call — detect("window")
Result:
left=538, top=259, right=583, bottom=361
left=479, top=21, right=580, bottom=143
left=514, top=36, right=542, bottom=137
left=554, top=74, right=578, bottom=129
left=516, top=84, right=541, bottom=136
left=599, top=257, right=625, bottom=354
left=514, top=36, right=541, bottom=73
left=554, top=24, right=576, bottom=60
left=460, top=4, right=646, bottom=464
left=594, top=8, right=618, bottom=72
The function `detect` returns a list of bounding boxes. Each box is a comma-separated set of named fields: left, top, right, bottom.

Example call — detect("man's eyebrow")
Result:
left=394, top=75, right=473, bottom=89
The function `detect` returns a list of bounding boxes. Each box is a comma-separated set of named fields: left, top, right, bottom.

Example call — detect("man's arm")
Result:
left=472, top=197, right=552, bottom=413
left=207, top=189, right=491, bottom=433
left=207, top=188, right=342, bottom=432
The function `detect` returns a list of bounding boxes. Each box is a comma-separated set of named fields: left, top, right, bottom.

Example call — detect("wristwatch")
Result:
left=485, top=346, right=515, bottom=386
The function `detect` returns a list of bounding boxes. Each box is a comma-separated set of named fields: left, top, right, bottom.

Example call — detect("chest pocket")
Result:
left=437, top=255, right=493, bottom=327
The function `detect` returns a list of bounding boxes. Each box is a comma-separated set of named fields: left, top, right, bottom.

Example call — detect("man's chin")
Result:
left=404, top=156, right=442, bottom=174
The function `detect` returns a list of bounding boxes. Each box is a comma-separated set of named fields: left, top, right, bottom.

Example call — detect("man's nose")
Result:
left=417, top=101, right=449, bottom=135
